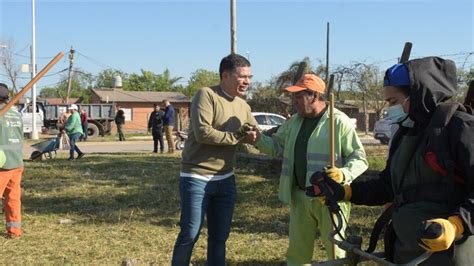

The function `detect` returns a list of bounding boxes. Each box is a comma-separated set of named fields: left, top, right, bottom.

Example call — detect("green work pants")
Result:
left=287, top=188, right=350, bottom=266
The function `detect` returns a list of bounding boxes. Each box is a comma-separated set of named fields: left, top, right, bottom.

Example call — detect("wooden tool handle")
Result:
left=0, top=51, right=64, bottom=116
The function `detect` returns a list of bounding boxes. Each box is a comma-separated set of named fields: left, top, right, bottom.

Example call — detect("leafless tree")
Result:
left=0, top=39, right=20, bottom=94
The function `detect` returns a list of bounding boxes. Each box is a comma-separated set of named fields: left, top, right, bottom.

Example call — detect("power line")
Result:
left=75, top=51, right=114, bottom=70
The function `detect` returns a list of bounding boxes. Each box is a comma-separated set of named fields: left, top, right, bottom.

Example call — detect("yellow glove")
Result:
left=324, top=167, right=344, bottom=183
left=418, top=216, right=464, bottom=252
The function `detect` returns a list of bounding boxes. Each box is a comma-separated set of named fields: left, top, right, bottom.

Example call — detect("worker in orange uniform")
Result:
left=0, top=83, right=24, bottom=238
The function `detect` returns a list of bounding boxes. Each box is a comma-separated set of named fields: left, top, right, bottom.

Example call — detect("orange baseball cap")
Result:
left=285, top=74, right=325, bottom=94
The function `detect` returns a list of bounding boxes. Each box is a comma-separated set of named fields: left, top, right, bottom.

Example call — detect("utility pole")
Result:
left=66, top=47, right=75, bottom=104
left=31, top=0, right=38, bottom=139
left=230, top=0, right=237, bottom=54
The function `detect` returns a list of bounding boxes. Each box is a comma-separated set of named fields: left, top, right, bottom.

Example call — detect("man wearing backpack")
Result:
left=312, top=57, right=473, bottom=265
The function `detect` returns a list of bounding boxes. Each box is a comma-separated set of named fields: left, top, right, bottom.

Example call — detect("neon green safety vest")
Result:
left=255, top=108, right=368, bottom=205
left=0, top=105, right=24, bottom=170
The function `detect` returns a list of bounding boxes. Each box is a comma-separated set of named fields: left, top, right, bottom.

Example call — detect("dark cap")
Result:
left=0, top=83, right=9, bottom=100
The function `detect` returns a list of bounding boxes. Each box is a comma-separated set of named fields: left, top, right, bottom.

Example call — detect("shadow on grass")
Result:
left=22, top=153, right=183, bottom=224
left=22, top=153, right=289, bottom=235
left=192, top=259, right=285, bottom=266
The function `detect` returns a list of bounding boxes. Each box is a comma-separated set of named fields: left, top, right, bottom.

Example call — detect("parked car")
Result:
left=252, top=112, right=287, bottom=132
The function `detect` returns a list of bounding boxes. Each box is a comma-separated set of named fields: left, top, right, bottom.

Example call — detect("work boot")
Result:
left=6, top=232, right=21, bottom=239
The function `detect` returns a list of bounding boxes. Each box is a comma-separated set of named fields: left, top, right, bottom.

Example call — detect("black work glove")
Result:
left=234, top=123, right=255, bottom=139
left=305, top=171, right=346, bottom=202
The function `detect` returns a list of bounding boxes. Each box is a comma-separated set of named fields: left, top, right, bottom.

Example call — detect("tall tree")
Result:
left=184, top=69, right=220, bottom=97
left=273, top=57, right=326, bottom=90
left=247, top=82, right=291, bottom=116
left=39, top=69, right=95, bottom=103
left=0, top=39, right=20, bottom=93
left=95, top=68, right=129, bottom=88
left=339, top=62, right=385, bottom=133
left=127, top=69, right=182, bottom=91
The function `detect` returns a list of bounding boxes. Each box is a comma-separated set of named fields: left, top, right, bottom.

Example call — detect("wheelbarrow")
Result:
left=30, top=136, right=61, bottom=160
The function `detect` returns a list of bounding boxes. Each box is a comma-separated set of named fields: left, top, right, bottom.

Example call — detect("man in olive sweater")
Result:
left=172, top=54, right=258, bottom=266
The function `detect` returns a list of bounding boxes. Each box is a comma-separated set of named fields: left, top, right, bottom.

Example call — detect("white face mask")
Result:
left=386, top=104, right=407, bottom=124
left=386, top=98, right=414, bottom=128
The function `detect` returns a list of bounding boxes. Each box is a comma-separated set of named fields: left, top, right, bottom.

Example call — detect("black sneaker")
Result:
left=77, top=153, right=85, bottom=159
left=67, top=157, right=74, bottom=161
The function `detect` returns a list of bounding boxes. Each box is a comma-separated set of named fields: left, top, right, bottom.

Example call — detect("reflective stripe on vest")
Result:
left=281, top=158, right=289, bottom=175
left=6, top=221, right=21, bottom=228
left=0, top=143, right=22, bottom=150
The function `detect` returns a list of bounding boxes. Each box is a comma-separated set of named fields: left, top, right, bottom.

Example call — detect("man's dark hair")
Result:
left=219, top=54, right=251, bottom=79
left=396, top=85, right=411, bottom=97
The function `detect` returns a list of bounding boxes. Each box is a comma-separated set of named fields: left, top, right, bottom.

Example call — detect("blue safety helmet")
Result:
left=383, top=63, right=410, bottom=87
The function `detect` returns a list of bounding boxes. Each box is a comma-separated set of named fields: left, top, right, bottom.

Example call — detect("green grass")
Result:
left=1, top=152, right=386, bottom=265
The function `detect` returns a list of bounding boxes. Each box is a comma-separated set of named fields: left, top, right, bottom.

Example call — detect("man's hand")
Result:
left=417, top=216, right=464, bottom=252
left=306, top=171, right=351, bottom=202
left=235, top=123, right=259, bottom=143
left=241, top=131, right=258, bottom=144
left=325, top=166, right=344, bottom=183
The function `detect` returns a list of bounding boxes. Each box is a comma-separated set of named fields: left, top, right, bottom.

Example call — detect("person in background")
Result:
left=0, top=83, right=24, bottom=238
left=162, top=99, right=175, bottom=153
left=115, top=106, right=126, bottom=141
left=79, top=108, right=88, bottom=141
left=148, top=104, right=165, bottom=153
left=64, top=104, right=85, bottom=160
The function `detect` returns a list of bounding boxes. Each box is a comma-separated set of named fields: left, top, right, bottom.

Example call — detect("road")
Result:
left=23, top=134, right=381, bottom=159
left=24, top=139, right=165, bottom=159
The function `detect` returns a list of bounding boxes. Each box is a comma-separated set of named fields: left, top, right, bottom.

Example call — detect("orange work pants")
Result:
left=0, top=167, right=23, bottom=236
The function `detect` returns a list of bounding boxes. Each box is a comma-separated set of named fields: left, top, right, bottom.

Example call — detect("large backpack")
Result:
left=424, top=102, right=473, bottom=184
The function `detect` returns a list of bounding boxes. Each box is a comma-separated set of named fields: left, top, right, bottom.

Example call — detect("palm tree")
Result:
left=274, top=57, right=326, bottom=89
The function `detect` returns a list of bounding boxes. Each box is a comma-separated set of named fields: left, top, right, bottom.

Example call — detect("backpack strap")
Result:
left=366, top=204, right=395, bottom=253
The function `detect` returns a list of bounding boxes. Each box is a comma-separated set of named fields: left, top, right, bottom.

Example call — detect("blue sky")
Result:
left=0, top=0, right=473, bottom=92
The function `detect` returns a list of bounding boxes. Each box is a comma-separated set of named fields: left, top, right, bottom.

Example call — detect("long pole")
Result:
left=230, top=0, right=237, bottom=54
left=326, top=22, right=330, bottom=84
left=0, top=52, right=64, bottom=116
left=31, top=0, right=38, bottom=139
left=66, top=47, right=75, bottom=104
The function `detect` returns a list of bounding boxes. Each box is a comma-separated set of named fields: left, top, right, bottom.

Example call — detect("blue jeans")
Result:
left=68, top=132, right=83, bottom=159
left=172, top=176, right=237, bottom=266
left=81, top=123, right=88, bottom=141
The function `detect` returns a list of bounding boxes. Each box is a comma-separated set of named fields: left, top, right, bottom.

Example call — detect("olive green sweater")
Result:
left=181, top=86, right=257, bottom=180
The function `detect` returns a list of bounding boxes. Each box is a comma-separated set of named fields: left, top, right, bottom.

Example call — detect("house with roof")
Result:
left=91, top=88, right=191, bottom=132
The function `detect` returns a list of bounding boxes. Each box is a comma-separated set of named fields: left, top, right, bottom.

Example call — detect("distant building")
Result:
left=91, top=88, right=190, bottom=132
left=38, top=98, right=79, bottom=105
